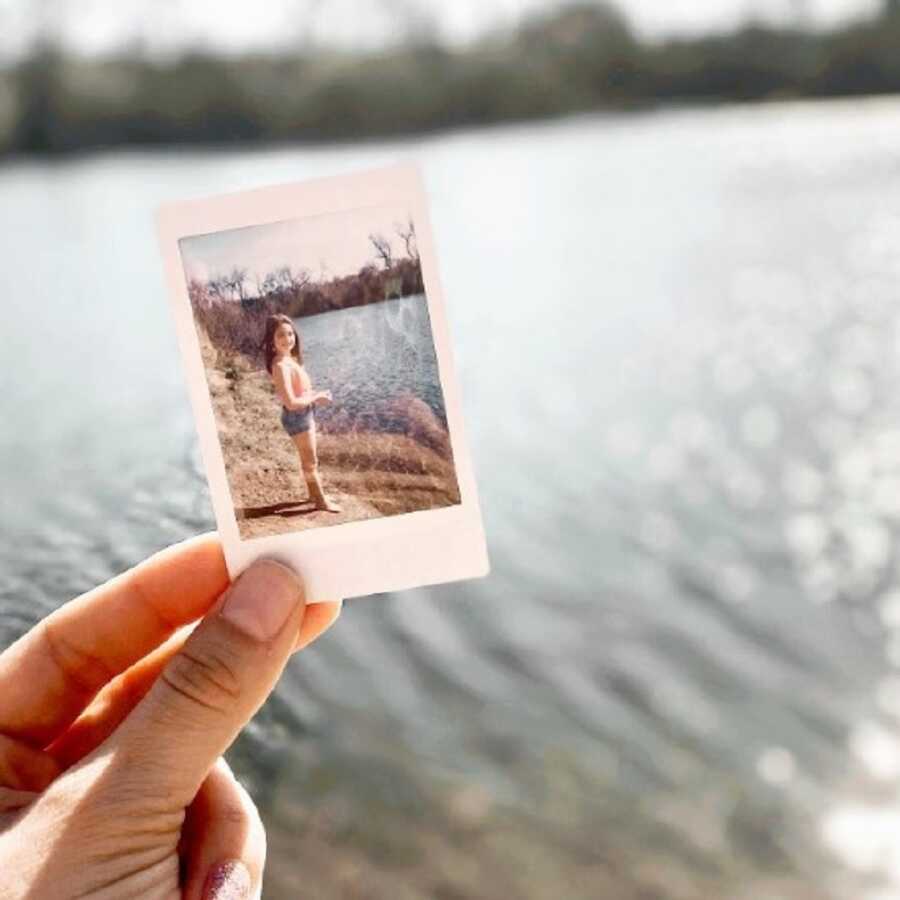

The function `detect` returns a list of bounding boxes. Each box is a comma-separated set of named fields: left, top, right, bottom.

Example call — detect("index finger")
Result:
left=0, top=533, right=229, bottom=747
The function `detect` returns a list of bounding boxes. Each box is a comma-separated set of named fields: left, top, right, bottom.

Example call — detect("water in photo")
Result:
left=179, top=205, right=461, bottom=538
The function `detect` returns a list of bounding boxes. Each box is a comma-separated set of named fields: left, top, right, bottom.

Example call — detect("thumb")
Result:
left=103, top=559, right=306, bottom=805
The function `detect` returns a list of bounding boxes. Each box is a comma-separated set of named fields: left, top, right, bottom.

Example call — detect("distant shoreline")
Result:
left=5, top=3, right=900, bottom=157
left=2, top=93, right=895, bottom=166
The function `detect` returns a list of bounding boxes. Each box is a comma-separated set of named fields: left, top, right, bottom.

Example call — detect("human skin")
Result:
left=271, top=322, right=332, bottom=412
left=0, top=533, right=342, bottom=899
left=270, top=322, right=339, bottom=513
left=292, top=421, right=320, bottom=473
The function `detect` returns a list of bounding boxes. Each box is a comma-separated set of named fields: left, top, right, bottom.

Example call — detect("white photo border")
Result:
left=157, top=163, right=489, bottom=601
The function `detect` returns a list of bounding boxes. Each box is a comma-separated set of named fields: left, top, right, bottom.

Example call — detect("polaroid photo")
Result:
left=157, top=163, right=489, bottom=601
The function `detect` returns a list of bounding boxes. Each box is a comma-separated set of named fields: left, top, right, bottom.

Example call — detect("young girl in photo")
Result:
left=264, top=314, right=341, bottom=513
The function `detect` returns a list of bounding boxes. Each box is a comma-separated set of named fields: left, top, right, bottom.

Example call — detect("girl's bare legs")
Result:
left=292, top=422, right=341, bottom=513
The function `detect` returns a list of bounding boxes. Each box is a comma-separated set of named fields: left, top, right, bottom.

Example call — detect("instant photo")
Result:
left=157, top=165, right=488, bottom=600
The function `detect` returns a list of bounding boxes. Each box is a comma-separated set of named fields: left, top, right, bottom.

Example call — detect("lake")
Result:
left=3, top=97, right=900, bottom=897
left=297, top=293, right=449, bottom=430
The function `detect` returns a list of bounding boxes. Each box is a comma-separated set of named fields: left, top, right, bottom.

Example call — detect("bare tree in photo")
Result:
left=369, top=232, right=394, bottom=269
left=253, top=272, right=266, bottom=298
left=283, top=265, right=311, bottom=294
left=260, top=271, right=281, bottom=298
left=396, top=217, right=418, bottom=262
left=228, top=267, right=249, bottom=303
left=193, top=210, right=430, bottom=331
left=208, top=274, right=231, bottom=302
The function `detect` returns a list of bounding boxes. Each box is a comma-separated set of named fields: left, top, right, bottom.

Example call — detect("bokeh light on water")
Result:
left=4, top=98, right=900, bottom=896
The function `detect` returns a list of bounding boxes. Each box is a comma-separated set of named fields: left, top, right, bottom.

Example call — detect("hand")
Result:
left=314, top=391, right=333, bottom=407
left=0, top=533, right=342, bottom=899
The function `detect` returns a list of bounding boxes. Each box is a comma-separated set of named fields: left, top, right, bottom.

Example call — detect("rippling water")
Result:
left=4, top=98, right=900, bottom=897
left=300, top=293, right=449, bottom=428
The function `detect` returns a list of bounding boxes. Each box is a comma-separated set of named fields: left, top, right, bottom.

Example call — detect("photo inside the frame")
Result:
left=178, top=205, right=461, bottom=539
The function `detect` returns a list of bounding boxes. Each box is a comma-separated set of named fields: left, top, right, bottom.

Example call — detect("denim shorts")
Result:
left=281, top=405, right=314, bottom=435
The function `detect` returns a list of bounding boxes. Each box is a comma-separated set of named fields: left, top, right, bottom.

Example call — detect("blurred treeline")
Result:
left=4, top=1, right=900, bottom=155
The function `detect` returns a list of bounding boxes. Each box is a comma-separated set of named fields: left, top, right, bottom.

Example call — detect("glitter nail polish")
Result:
left=204, top=860, right=252, bottom=900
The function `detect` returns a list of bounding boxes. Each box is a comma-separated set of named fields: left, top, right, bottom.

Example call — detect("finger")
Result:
left=0, top=734, right=60, bottom=792
left=101, top=560, right=306, bottom=805
left=181, top=759, right=265, bottom=900
left=48, top=599, right=341, bottom=769
left=294, top=598, right=342, bottom=651
left=0, top=533, right=229, bottom=747
left=47, top=628, right=191, bottom=769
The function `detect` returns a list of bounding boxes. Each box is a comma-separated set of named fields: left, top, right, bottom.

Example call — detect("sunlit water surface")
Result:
left=300, top=293, right=449, bottom=428
left=4, top=98, right=900, bottom=897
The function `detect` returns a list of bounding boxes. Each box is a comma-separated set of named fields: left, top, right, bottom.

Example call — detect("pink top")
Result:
left=272, top=357, right=312, bottom=409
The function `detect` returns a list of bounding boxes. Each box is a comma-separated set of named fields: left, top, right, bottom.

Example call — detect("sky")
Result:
left=179, top=204, right=415, bottom=288
left=0, top=0, right=882, bottom=62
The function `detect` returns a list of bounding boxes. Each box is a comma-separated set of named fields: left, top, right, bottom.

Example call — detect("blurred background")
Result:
left=3, top=0, right=900, bottom=897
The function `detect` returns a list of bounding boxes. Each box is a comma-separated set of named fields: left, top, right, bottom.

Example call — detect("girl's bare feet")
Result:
left=307, top=475, right=341, bottom=513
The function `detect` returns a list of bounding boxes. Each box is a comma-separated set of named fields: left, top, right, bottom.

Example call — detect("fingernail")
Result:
left=221, top=560, right=304, bottom=641
left=204, top=860, right=251, bottom=899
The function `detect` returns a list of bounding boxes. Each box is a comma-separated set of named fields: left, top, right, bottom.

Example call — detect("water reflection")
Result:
left=3, top=99, right=900, bottom=896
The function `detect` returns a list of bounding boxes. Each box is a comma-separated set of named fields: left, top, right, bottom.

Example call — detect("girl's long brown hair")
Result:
left=263, top=314, right=303, bottom=373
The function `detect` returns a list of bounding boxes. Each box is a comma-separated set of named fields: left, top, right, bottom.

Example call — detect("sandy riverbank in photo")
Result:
left=198, top=326, right=461, bottom=539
